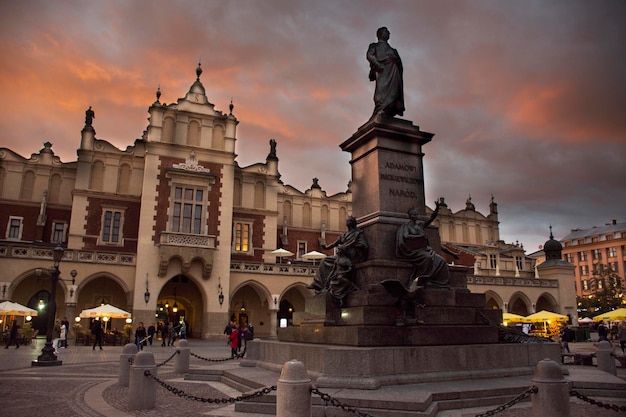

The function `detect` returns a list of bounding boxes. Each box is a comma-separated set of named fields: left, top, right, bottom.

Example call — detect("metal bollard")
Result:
left=277, top=359, right=311, bottom=417
left=596, top=340, right=617, bottom=375
left=175, top=338, right=189, bottom=373
left=128, top=351, right=156, bottom=410
left=532, top=358, right=570, bottom=417
left=118, top=343, right=138, bottom=387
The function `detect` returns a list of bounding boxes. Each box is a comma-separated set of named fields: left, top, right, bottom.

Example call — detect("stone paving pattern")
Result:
left=0, top=337, right=624, bottom=417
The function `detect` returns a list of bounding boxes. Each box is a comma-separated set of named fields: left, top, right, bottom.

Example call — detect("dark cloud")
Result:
left=1, top=0, right=624, bottom=252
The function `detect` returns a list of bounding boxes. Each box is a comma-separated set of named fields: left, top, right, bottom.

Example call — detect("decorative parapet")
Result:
left=231, top=261, right=316, bottom=276
left=158, top=233, right=216, bottom=280
left=467, top=275, right=558, bottom=288
left=0, top=243, right=135, bottom=265
left=160, top=232, right=216, bottom=247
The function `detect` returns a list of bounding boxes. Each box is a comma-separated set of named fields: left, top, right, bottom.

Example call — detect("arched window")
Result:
left=0, top=167, right=6, bottom=197
left=162, top=117, right=175, bottom=143
left=48, top=174, right=62, bottom=204
left=253, top=181, right=265, bottom=209
left=283, top=200, right=292, bottom=226
left=20, top=170, right=35, bottom=200
left=117, top=163, right=131, bottom=194
left=321, top=205, right=329, bottom=229
left=302, top=203, right=311, bottom=227
left=339, top=207, right=347, bottom=231
left=233, top=178, right=242, bottom=207
left=187, top=120, right=201, bottom=146
left=90, top=161, right=104, bottom=191
left=213, top=125, right=225, bottom=150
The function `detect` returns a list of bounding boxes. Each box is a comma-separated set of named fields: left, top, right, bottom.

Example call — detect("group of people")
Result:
left=135, top=320, right=187, bottom=349
left=223, top=321, right=253, bottom=358
left=561, top=321, right=626, bottom=354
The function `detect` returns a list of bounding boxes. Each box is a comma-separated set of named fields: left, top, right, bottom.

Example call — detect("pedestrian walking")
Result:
left=179, top=320, right=187, bottom=339
left=619, top=322, right=626, bottom=354
left=4, top=320, right=19, bottom=349
left=135, top=322, right=147, bottom=350
left=59, top=321, right=67, bottom=349
left=60, top=317, right=70, bottom=348
left=160, top=321, right=168, bottom=347
left=92, top=319, right=103, bottom=350
left=167, top=322, right=175, bottom=347
left=228, top=324, right=239, bottom=358
left=147, top=322, right=156, bottom=346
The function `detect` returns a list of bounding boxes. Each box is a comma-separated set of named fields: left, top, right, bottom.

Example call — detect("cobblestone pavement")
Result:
left=1, top=338, right=624, bottom=417
left=0, top=338, right=244, bottom=417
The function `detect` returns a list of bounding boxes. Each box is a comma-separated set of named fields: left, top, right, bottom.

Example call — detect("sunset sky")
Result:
left=1, top=0, right=624, bottom=253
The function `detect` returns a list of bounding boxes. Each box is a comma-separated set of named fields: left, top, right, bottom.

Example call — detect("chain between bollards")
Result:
left=569, top=388, right=626, bottom=413
left=474, top=385, right=537, bottom=417
left=155, top=349, right=179, bottom=367
left=311, top=387, right=380, bottom=417
left=190, top=346, right=246, bottom=362
left=143, top=370, right=275, bottom=403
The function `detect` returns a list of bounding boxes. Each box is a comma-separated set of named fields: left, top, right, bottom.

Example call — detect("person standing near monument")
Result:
left=4, top=320, right=19, bottom=349
left=367, top=26, right=404, bottom=118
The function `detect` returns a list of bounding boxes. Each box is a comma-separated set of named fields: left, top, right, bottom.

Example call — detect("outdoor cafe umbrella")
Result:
left=502, top=312, right=529, bottom=323
left=79, top=304, right=131, bottom=319
left=525, top=310, right=569, bottom=323
left=525, top=310, right=569, bottom=336
left=302, top=250, right=327, bottom=266
left=0, top=300, right=38, bottom=317
left=270, top=248, right=295, bottom=263
left=79, top=304, right=131, bottom=333
left=592, top=308, right=626, bottom=322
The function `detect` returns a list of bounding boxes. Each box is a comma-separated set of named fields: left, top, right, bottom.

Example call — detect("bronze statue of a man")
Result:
left=85, top=106, right=95, bottom=127
left=367, top=27, right=404, bottom=118
left=307, top=216, right=368, bottom=305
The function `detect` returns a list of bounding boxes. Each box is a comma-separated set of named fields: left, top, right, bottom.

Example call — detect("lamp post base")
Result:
left=31, top=342, right=62, bottom=367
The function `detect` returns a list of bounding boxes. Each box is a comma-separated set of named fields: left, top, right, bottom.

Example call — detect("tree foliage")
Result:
left=577, top=264, right=624, bottom=315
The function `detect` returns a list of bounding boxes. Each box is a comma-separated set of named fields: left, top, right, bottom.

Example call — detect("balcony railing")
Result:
left=160, top=232, right=216, bottom=248
left=0, top=243, right=135, bottom=265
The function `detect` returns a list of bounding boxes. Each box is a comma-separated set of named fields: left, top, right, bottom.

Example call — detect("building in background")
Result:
left=558, top=220, right=626, bottom=316
left=0, top=65, right=577, bottom=340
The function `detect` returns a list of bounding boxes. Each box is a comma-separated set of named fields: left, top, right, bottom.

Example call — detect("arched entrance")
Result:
left=157, top=275, right=203, bottom=338
left=230, top=282, right=268, bottom=333
left=277, top=285, right=308, bottom=328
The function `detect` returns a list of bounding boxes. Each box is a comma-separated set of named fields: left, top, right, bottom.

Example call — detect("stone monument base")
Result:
left=245, top=339, right=561, bottom=389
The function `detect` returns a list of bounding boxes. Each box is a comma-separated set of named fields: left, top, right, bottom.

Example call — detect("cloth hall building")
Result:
left=0, top=66, right=576, bottom=340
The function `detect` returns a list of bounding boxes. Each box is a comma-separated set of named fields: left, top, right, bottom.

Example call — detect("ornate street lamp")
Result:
left=32, top=245, right=65, bottom=367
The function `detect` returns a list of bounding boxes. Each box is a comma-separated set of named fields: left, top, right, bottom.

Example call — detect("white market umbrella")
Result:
left=0, top=300, right=38, bottom=317
left=79, top=304, right=131, bottom=319
left=578, top=317, right=594, bottom=324
left=270, top=248, right=295, bottom=263
left=302, top=250, right=327, bottom=265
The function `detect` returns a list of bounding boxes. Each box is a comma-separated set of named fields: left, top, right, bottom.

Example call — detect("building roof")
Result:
left=560, top=220, right=626, bottom=243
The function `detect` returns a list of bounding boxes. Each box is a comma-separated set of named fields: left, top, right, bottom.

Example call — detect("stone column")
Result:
left=532, top=358, right=570, bottom=417
left=128, top=351, right=156, bottom=410
left=277, top=360, right=311, bottom=417
left=119, top=343, right=138, bottom=387
left=175, top=339, right=190, bottom=373
left=596, top=340, right=617, bottom=375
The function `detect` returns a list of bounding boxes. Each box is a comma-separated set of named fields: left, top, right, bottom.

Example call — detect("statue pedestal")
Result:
left=264, top=116, right=562, bottom=392
left=340, top=115, right=436, bottom=261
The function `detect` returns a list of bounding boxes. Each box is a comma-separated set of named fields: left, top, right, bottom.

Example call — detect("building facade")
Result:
left=559, top=220, right=626, bottom=314
left=0, top=66, right=576, bottom=340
